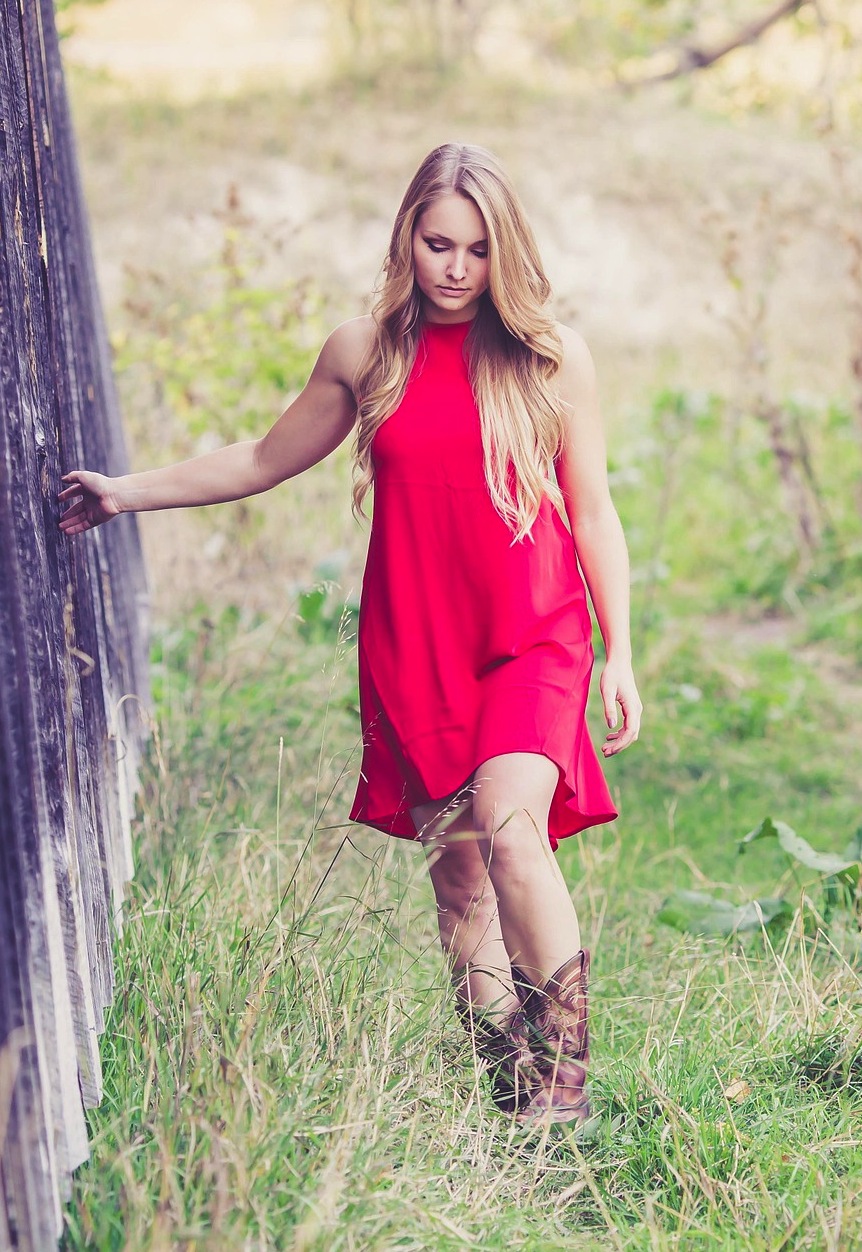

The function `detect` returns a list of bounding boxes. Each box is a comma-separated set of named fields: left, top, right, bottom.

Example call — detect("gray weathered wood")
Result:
left=0, top=0, right=149, bottom=1247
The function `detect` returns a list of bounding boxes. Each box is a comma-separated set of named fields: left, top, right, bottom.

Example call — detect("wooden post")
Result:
left=0, top=1, right=149, bottom=1247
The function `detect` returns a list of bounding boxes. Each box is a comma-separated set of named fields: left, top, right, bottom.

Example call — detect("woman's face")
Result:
left=412, top=193, right=490, bottom=323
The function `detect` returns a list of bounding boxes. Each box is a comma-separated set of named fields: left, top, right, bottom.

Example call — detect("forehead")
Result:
left=416, top=192, right=487, bottom=240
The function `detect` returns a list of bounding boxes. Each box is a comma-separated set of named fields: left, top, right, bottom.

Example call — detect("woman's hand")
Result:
left=58, top=470, right=125, bottom=535
left=599, top=658, right=642, bottom=756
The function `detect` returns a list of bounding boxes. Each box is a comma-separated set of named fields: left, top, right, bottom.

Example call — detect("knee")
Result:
left=472, top=800, right=546, bottom=870
left=427, top=841, right=493, bottom=917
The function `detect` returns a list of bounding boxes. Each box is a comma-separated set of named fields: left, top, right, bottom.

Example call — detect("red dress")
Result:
left=348, top=318, right=618, bottom=850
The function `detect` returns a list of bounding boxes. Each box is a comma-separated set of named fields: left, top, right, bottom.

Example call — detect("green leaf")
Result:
left=657, top=890, right=792, bottom=936
left=739, top=817, right=860, bottom=878
left=297, top=586, right=327, bottom=625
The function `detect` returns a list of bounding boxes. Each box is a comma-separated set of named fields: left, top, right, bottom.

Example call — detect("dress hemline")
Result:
left=348, top=742, right=619, bottom=853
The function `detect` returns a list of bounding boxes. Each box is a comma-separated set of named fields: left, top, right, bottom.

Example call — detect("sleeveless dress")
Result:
left=348, top=318, right=618, bottom=851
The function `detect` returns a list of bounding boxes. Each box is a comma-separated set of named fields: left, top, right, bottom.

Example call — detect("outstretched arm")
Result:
left=58, top=317, right=370, bottom=535
left=554, top=325, right=642, bottom=756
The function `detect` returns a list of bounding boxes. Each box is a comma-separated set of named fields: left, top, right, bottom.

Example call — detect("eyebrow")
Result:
left=423, top=231, right=488, bottom=246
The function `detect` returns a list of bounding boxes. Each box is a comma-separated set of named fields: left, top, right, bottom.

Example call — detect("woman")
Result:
left=60, top=143, right=642, bottom=1129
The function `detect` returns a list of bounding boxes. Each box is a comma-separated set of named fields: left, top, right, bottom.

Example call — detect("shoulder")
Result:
left=317, top=315, right=376, bottom=387
left=553, top=322, right=598, bottom=406
left=551, top=323, right=598, bottom=420
left=326, top=314, right=376, bottom=356
left=311, top=313, right=375, bottom=390
left=555, top=322, right=597, bottom=380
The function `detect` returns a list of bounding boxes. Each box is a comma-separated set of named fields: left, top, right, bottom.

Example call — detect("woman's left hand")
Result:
left=599, top=659, right=642, bottom=756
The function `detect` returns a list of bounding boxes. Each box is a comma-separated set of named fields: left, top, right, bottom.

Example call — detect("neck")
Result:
left=421, top=298, right=481, bottom=327
left=423, top=313, right=476, bottom=327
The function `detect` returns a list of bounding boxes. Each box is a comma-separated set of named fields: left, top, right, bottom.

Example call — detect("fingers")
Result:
left=59, top=514, right=90, bottom=536
left=58, top=473, right=96, bottom=535
left=602, top=723, right=638, bottom=756
left=600, top=686, right=642, bottom=757
left=600, top=671, right=619, bottom=728
left=58, top=495, right=88, bottom=517
left=58, top=494, right=94, bottom=535
left=61, top=504, right=99, bottom=535
left=602, top=728, right=638, bottom=756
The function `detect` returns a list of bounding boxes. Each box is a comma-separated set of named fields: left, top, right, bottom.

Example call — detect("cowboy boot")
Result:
left=513, top=950, right=591, bottom=1127
left=453, top=981, right=535, bottom=1115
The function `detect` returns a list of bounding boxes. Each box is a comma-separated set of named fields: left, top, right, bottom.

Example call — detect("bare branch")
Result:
left=632, top=0, right=811, bottom=85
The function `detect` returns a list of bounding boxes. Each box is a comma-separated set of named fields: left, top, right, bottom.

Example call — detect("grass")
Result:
left=60, top=593, right=862, bottom=1251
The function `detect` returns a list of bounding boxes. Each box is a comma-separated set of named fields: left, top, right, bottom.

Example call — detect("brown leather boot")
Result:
left=513, top=950, right=591, bottom=1127
left=453, top=986, right=534, bottom=1115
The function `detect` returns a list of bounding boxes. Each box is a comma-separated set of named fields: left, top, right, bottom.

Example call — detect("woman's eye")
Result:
left=423, top=239, right=486, bottom=257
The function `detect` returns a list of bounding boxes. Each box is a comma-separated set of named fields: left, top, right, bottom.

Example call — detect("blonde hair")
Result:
left=352, top=143, right=568, bottom=541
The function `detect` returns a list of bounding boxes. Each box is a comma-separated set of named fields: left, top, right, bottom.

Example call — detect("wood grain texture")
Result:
left=0, top=0, right=149, bottom=1246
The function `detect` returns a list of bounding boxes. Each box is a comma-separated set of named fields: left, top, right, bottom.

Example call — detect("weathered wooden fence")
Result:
left=0, top=1, right=148, bottom=1247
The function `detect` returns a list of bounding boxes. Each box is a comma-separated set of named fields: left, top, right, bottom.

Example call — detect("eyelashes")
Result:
left=424, top=239, right=488, bottom=258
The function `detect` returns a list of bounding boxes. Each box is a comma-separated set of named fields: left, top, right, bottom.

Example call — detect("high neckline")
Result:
left=422, top=318, right=473, bottom=334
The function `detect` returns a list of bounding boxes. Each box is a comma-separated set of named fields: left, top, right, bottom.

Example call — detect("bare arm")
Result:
left=58, top=317, right=370, bottom=534
left=554, top=325, right=642, bottom=755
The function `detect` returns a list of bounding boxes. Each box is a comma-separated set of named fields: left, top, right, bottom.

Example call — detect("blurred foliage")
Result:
left=112, top=186, right=325, bottom=542
left=331, top=0, right=743, bottom=63
left=610, top=382, right=862, bottom=660
left=54, top=0, right=107, bottom=11
left=114, top=186, right=323, bottom=450
left=53, top=0, right=108, bottom=39
left=55, top=0, right=862, bottom=130
left=326, top=0, right=862, bottom=131
left=535, top=0, right=730, bottom=66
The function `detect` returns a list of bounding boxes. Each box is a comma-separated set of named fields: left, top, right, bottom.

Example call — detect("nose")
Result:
left=446, top=249, right=468, bottom=281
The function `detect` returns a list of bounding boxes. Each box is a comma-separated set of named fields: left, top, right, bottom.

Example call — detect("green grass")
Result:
left=61, top=596, right=862, bottom=1251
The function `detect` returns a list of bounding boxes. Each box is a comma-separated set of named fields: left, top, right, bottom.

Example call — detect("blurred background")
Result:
left=59, top=0, right=862, bottom=623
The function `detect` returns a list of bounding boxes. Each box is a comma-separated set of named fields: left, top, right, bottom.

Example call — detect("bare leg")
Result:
left=412, top=793, right=520, bottom=1025
left=417, top=758, right=591, bottom=1124
left=470, top=752, right=583, bottom=986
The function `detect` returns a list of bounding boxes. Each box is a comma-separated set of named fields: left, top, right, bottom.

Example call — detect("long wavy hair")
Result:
left=352, top=143, right=568, bottom=541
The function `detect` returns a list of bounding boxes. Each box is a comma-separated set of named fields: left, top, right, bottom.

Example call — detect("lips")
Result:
left=439, top=287, right=468, bottom=296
